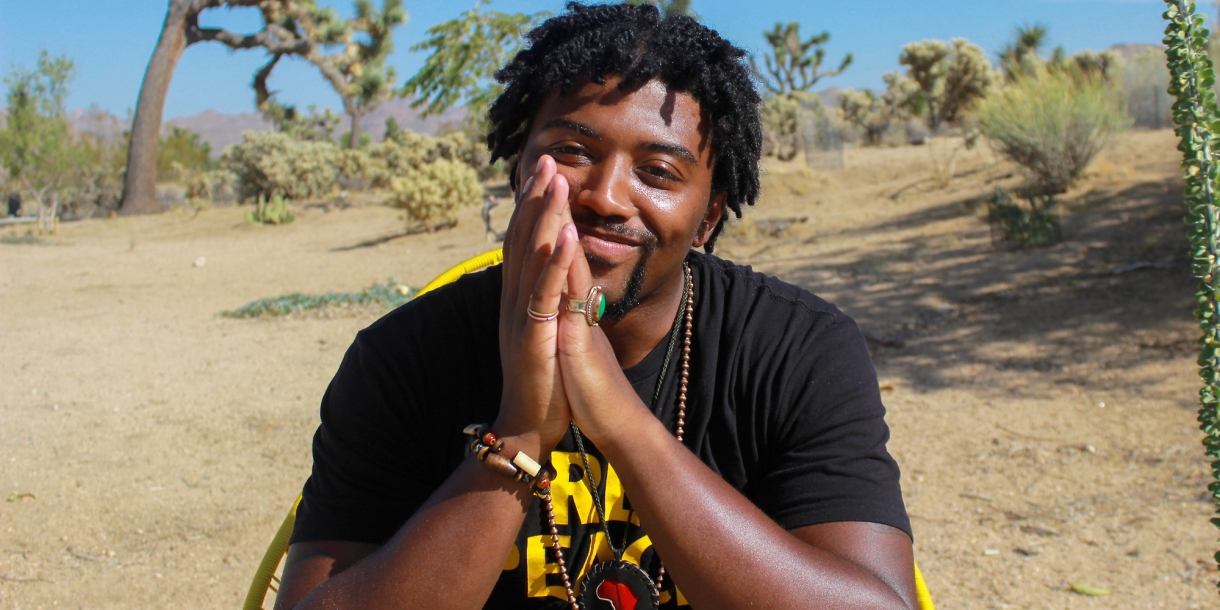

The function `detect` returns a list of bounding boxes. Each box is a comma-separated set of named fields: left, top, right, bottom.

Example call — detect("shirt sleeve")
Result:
left=749, top=312, right=911, bottom=537
left=289, top=269, right=501, bottom=545
left=290, top=330, right=445, bottom=545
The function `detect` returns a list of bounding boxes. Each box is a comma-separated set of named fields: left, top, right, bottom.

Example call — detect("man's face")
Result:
left=516, top=77, right=725, bottom=319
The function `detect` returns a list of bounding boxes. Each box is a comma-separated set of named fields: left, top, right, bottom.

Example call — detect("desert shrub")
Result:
left=336, top=148, right=381, bottom=190
left=388, top=157, right=483, bottom=230
left=977, top=68, right=1130, bottom=194
left=839, top=89, right=893, bottom=146
left=364, top=130, right=483, bottom=187
left=222, top=278, right=414, bottom=318
left=220, top=131, right=341, bottom=201
left=760, top=93, right=824, bottom=161
left=183, top=168, right=237, bottom=205
left=886, top=38, right=996, bottom=132
left=245, top=194, right=294, bottom=225
left=157, top=127, right=213, bottom=181
left=58, top=132, right=125, bottom=219
left=986, top=187, right=1060, bottom=248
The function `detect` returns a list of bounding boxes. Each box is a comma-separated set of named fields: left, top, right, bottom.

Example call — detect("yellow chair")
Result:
left=242, top=248, right=935, bottom=610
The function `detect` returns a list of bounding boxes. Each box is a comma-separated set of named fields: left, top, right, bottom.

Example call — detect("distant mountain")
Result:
left=1108, top=43, right=1163, bottom=60
left=164, top=98, right=467, bottom=154
left=164, top=110, right=271, bottom=153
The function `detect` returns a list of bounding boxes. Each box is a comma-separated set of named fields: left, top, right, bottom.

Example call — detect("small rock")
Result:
left=194, top=256, right=207, bottom=268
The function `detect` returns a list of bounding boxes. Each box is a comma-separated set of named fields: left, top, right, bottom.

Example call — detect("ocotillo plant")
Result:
left=1163, top=0, right=1220, bottom=587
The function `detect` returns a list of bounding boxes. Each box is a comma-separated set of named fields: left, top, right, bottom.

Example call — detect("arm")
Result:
left=274, top=457, right=536, bottom=610
left=599, top=410, right=915, bottom=610
left=276, top=157, right=580, bottom=609
left=557, top=252, right=915, bottom=610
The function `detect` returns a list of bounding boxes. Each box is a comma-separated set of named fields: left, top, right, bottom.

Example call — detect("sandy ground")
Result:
left=2, top=129, right=1216, bottom=609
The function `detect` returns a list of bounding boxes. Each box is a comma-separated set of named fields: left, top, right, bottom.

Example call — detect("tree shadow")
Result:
left=770, top=175, right=1194, bottom=395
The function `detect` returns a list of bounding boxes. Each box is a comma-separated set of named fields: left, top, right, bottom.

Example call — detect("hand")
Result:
left=495, top=156, right=580, bottom=454
left=555, top=241, right=652, bottom=446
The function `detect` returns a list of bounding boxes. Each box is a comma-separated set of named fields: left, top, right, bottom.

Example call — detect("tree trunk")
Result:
left=348, top=108, right=361, bottom=150
left=119, top=2, right=194, bottom=215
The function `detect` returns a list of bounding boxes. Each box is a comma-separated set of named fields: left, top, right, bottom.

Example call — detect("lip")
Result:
left=576, top=226, right=639, bottom=262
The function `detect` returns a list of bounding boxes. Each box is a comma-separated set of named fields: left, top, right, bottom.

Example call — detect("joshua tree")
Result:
left=120, top=0, right=353, bottom=215
left=752, top=22, right=852, bottom=97
left=314, top=0, right=406, bottom=149
left=997, top=23, right=1049, bottom=80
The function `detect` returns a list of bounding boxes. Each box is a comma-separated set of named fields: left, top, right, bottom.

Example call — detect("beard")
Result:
left=575, top=213, right=657, bottom=322
left=588, top=248, right=651, bottom=321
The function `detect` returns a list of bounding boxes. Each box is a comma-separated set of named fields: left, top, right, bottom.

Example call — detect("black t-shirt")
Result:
left=292, top=251, right=909, bottom=608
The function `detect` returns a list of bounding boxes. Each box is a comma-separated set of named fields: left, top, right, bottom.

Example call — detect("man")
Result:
left=277, top=4, right=914, bottom=609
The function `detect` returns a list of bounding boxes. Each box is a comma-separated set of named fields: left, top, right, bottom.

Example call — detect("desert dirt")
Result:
left=2, top=128, right=1217, bottom=609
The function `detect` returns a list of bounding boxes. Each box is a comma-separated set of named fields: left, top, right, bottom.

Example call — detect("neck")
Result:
left=599, top=262, right=687, bottom=368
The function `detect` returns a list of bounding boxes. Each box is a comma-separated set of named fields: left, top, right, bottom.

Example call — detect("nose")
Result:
left=571, top=153, right=634, bottom=220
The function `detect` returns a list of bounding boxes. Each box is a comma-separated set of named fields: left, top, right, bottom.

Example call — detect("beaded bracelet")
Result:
left=462, top=424, right=552, bottom=494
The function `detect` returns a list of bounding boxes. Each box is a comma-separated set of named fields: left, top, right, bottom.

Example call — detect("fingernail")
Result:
left=565, top=223, right=578, bottom=243
left=556, top=224, right=569, bottom=248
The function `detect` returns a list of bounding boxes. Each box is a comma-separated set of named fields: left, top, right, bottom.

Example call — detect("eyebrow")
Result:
left=540, top=118, right=698, bottom=167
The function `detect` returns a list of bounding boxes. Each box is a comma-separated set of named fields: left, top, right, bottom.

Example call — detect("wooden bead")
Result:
left=484, top=452, right=518, bottom=478
left=482, top=432, right=497, bottom=446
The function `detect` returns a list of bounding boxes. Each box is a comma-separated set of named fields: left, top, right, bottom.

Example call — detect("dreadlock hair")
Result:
left=486, top=1, right=762, bottom=252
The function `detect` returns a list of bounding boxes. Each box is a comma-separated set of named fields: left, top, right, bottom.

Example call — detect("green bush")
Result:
left=222, top=278, right=414, bottom=318
left=245, top=194, right=294, bottom=225
left=977, top=68, right=1130, bottom=194
left=158, top=127, right=213, bottom=181
left=183, top=168, right=237, bottom=205
left=220, top=131, right=341, bottom=201
left=388, top=157, right=483, bottom=230
left=986, top=187, right=1060, bottom=248
left=364, top=130, right=482, bottom=187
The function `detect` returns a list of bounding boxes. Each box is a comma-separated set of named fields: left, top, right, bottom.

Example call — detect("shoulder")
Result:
left=354, top=263, right=502, bottom=359
left=689, top=251, right=857, bottom=341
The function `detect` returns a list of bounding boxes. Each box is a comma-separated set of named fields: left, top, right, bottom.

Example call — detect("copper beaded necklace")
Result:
left=539, top=263, right=693, bottom=610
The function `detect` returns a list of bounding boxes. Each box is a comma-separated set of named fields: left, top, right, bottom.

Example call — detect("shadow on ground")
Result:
left=770, top=175, right=1195, bottom=395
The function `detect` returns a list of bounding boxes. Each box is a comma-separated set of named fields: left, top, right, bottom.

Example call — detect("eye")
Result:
left=639, top=164, right=679, bottom=182
left=549, top=144, right=587, bottom=158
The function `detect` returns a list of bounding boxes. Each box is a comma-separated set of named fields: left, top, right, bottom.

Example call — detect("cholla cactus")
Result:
left=1162, top=0, right=1220, bottom=587
left=220, top=131, right=341, bottom=201
left=388, top=157, right=483, bottom=231
left=887, top=39, right=996, bottom=132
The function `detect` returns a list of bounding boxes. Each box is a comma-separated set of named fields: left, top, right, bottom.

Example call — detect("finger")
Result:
left=503, top=156, right=555, bottom=291
left=560, top=225, right=598, bottom=334
left=527, top=222, right=579, bottom=328
left=519, top=172, right=571, bottom=311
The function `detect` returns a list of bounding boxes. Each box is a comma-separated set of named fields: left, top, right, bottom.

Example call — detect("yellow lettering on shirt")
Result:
left=525, top=450, right=677, bottom=602
left=548, top=452, right=600, bottom=525
left=525, top=534, right=571, bottom=599
left=502, top=543, right=519, bottom=571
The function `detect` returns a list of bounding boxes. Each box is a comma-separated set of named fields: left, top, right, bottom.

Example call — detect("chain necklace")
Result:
left=540, top=263, right=693, bottom=610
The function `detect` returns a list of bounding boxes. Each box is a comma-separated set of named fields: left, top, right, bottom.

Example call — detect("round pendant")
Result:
left=578, top=559, right=660, bottom=610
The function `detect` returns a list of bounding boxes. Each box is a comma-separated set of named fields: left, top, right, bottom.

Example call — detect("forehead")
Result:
left=533, top=78, right=711, bottom=156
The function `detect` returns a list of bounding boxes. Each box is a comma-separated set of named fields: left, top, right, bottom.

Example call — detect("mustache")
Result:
left=570, top=212, right=658, bottom=251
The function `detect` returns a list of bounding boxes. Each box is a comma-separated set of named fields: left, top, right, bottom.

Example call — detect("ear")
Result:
left=692, top=192, right=728, bottom=249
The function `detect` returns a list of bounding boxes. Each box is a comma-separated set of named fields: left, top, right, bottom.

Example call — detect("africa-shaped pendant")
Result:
left=578, top=560, right=660, bottom=610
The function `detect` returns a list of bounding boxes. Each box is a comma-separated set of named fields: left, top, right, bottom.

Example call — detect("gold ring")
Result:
left=527, top=304, right=559, bottom=322
left=566, top=286, right=606, bottom=327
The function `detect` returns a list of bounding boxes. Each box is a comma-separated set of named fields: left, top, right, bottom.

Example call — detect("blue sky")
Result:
left=0, top=0, right=1174, bottom=120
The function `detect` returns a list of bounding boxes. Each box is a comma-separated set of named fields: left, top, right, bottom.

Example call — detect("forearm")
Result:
left=291, top=437, right=542, bottom=610
left=600, top=414, right=911, bottom=610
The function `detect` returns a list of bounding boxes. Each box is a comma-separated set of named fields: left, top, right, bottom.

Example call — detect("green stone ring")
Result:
left=567, top=286, right=606, bottom=327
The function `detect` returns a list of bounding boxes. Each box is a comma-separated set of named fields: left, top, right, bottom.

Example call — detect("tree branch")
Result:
left=184, top=14, right=311, bottom=55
